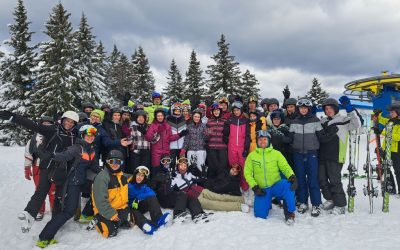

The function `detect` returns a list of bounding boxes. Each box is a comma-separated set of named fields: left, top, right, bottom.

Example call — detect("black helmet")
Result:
left=260, top=98, right=270, bottom=107
left=82, top=102, right=95, bottom=110
left=270, top=109, right=284, bottom=121
left=100, top=104, right=111, bottom=110
left=107, top=150, right=124, bottom=160
left=78, top=112, right=88, bottom=122
left=322, top=98, right=339, bottom=114
left=134, top=109, right=148, bottom=118
left=110, top=108, right=122, bottom=115
left=39, top=115, right=54, bottom=124
left=191, top=108, right=203, bottom=118
left=267, top=98, right=279, bottom=106
left=283, top=98, right=297, bottom=108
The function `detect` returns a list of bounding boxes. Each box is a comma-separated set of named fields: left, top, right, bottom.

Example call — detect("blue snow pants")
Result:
left=254, top=180, right=295, bottom=219
left=293, top=152, right=321, bottom=206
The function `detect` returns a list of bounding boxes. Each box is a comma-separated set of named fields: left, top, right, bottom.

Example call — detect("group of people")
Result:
left=0, top=90, right=399, bottom=248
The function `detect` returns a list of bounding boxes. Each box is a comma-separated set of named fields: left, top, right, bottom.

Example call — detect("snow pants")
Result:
left=32, top=166, right=55, bottom=214
left=197, top=189, right=243, bottom=211
left=25, top=168, right=63, bottom=218
left=318, top=160, right=346, bottom=207
left=254, top=180, right=295, bottom=219
left=293, top=152, right=322, bottom=206
left=228, top=145, right=248, bottom=191
left=39, top=184, right=82, bottom=241
left=157, top=191, right=203, bottom=217
left=187, top=150, right=207, bottom=172
left=95, top=207, right=130, bottom=238
left=207, top=148, right=228, bottom=178
left=131, top=196, right=163, bottom=229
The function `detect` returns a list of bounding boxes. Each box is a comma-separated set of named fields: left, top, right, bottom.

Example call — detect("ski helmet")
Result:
left=106, top=150, right=124, bottom=169
left=107, top=149, right=124, bottom=160
left=82, top=103, right=95, bottom=111
left=256, top=130, right=271, bottom=147
left=322, top=98, right=339, bottom=114
left=248, top=96, right=258, bottom=105
left=100, top=104, right=110, bottom=111
left=260, top=98, right=270, bottom=107
left=219, top=97, right=229, bottom=105
left=121, top=106, right=133, bottom=115
left=61, top=111, right=79, bottom=123
left=133, top=166, right=150, bottom=183
left=79, top=124, right=97, bottom=138
left=270, top=109, right=285, bottom=121
left=39, top=115, right=54, bottom=124
left=152, top=92, right=162, bottom=100
left=192, top=108, right=203, bottom=118
left=78, top=112, right=88, bottom=123
left=388, top=104, right=400, bottom=116
left=283, top=98, right=297, bottom=108
left=171, top=102, right=183, bottom=117
left=231, top=101, right=243, bottom=111
left=134, top=109, right=148, bottom=119
left=267, top=98, right=279, bottom=107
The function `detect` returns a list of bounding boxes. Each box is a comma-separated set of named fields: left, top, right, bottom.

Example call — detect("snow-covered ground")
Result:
left=1, top=145, right=400, bottom=250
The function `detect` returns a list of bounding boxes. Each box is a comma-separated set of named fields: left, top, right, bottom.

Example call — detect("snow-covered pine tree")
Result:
left=163, top=59, right=184, bottom=105
left=131, top=46, right=155, bottom=104
left=31, top=3, right=77, bottom=117
left=0, top=0, right=35, bottom=145
left=107, top=52, right=134, bottom=106
left=92, top=41, right=110, bottom=106
left=239, top=69, right=260, bottom=101
left=206, top=34, right=241, bottom=99
left=104, top=44, right=121, bottom=106
left=184, top=50, right=205, bottom=107
left=306, top=77, right=329, bottom=106
left=71, top=13, right=103, bottom=108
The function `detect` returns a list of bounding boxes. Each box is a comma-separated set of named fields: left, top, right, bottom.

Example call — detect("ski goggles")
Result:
left=122, top=106, right=133, bottom=113
left=296, top=99, right=313, bottom=107
left=256, top=130, right=271, bottom=139
left=231, top=101, right=243, bottom=110
left=177, top=157, right=188, bottom=165
left=161, top=157, right=172, bottom=165
left=106, top=158, right=124, bottom=166
left=137, top=166, right=150, bottom=177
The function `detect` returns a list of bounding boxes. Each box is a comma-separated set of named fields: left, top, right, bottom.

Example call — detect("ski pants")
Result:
left=197, top=189, right=243, bottom=211
left=39, top=184, right=83, bottom=241
left=207, top=148, right=228, bottom=178
left=392, top=152, right=400, bottom=194
left=228, top=145, right=248, bottom=191
left=170, top=149, right=180, bottom=172
left=131, top=196, right=163, bottom=229
left=293, top=152, right=322, bottom=206
left=32, top=166, right=55, bottom=214
left=126, top=149, right=151, bottom=174
left=25, top=168, right=63, bottom=218
left=157, top=191, right=203, bottom=217
left=318, top=160, right=347, bottom=207
left=187, top=150, right=207, bottom=172
left=254, top=180, right=295, bottom=219
left=95, top=207, right=130, bottom=238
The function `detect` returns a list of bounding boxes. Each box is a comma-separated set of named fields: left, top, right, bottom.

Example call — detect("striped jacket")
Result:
left=289, top=113, right=324, bottom=153
left=206, top=117, right=227, bottom=149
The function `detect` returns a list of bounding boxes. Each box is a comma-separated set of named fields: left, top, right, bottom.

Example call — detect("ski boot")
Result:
left=297, top=203, right=308, bottom=214
left=36, top=239, right=57, bottom=248
left=142, top=223, right=157, bottom=235
left=285, top=212, right=295, bottom=225
left=157, top=212, right=172, bottom=227
left=173, top=211, right=191, bottom=224
left=193, top=212, right=213, bottom=224
left=321, top=200, right=334, bottom=210
left=311, top=205, right=321, bottom=217
left=331, top=206, right=345, bottom=215
left=78, top=214, right=94, bottom=223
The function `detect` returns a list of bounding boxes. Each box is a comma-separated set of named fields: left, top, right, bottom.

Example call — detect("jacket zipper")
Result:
left=263, top=149, right=267, bottom=187
left=236, top=118, right=239, bottom=146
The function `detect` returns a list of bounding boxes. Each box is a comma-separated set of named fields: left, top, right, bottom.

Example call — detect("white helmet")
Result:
left=61, top=111, right=79, bottom=123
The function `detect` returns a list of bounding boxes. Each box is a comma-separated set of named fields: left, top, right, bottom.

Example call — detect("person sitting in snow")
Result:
left=91, top=150, right=132, bottom=237
left=128, top=166, right=172, bottom=235
left=244, top=130, right=298, bottom=225
left=171, top=156, right=250, bottom=214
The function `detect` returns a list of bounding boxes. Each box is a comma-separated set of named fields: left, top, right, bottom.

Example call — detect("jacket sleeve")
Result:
left=100, top=130, right=121, bottom=148
left=276, top=151, right=294, bottom=178
left=144, top=123, right=157, bottom=142
left=244, top=154, right=257, bottom=188
left=347, top=110, right=362, bottom=131
left=223, top=120, right=230, bottom=144
left=89, top=156, right=102, bottom=174
left=53, top=144, right=81, bottom=162
left=92, top=172, right=117, bottom=220
left=167, top=126, right=180, bottom=142
left=11, top=114, right=55, bottom=137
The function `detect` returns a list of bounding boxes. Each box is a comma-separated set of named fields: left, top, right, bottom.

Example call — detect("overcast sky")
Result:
left=1, top=0, right=400, bottom=102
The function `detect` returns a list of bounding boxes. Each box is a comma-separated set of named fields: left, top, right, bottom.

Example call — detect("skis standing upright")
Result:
left=347, top=131, right=357, bottom=213
left=373, top=117, right=383, bottom=181
left=363, top=129, right=378, bottom=213
left=382, top=122, right=394, bottom=212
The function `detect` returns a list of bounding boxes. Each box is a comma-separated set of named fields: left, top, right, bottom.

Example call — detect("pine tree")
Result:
left=0, top=0, right=35, bottom=145
left=206, top=34, right=241, bottom=98
left=107, top=52, right=133, bottom=106
left=184, top=50, right=205, bottom=107
left=31, top=3, right=77, bottom=117
left=163, top=59, right=184, bottom=104
left=131, top=46, right=155, bottom=103
left=239, top=69, right=260, bottom=101
left=92, top=41, right=110, bottom=105
left=71, top=13, right=102, bottom=108
left=306, top=77, right=329, bottom=106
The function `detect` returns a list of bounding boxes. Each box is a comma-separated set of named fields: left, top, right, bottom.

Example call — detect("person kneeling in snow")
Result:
left=244, top=130, right=298, bottom=225
left=128, top=166, right=171, bottom=235
left=91, top=150, right=132, bottom=237
left=171, top=157, right=250, bottom=213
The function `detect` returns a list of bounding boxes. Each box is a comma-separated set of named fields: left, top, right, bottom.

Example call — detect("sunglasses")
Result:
left=296, top=99, right=312, bottom=107
left=106, top=158, right=124, bottom=165
left=161, top=157, right=172, bottom=165
left=122, top=106, right=133, bottom=113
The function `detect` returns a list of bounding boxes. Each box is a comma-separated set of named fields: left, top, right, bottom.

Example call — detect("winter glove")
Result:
left=252, top=185, right=266, bottom=196
left=242, top=150, right=248, bottom=157
left=137, top=125, right=147, bottom=135
left=131, top=200, right=139, bottom=210
left=0, top=110, right=13, bottom=120
left=373, top=127, right=382, bottom=135
left=179, top=129, right=188, bottom=137
left=282, top=87, right=291, bottom=99
left=339, top=96, right=351, bottom=106
left=24, top=167, right=32, bottom=180
left=288, top=175, right=298, bottom=191
left=325, top=124, right=339, bottom=135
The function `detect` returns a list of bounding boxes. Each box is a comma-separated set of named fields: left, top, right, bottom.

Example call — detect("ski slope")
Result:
left=0, top=145, right=399, bottom=250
